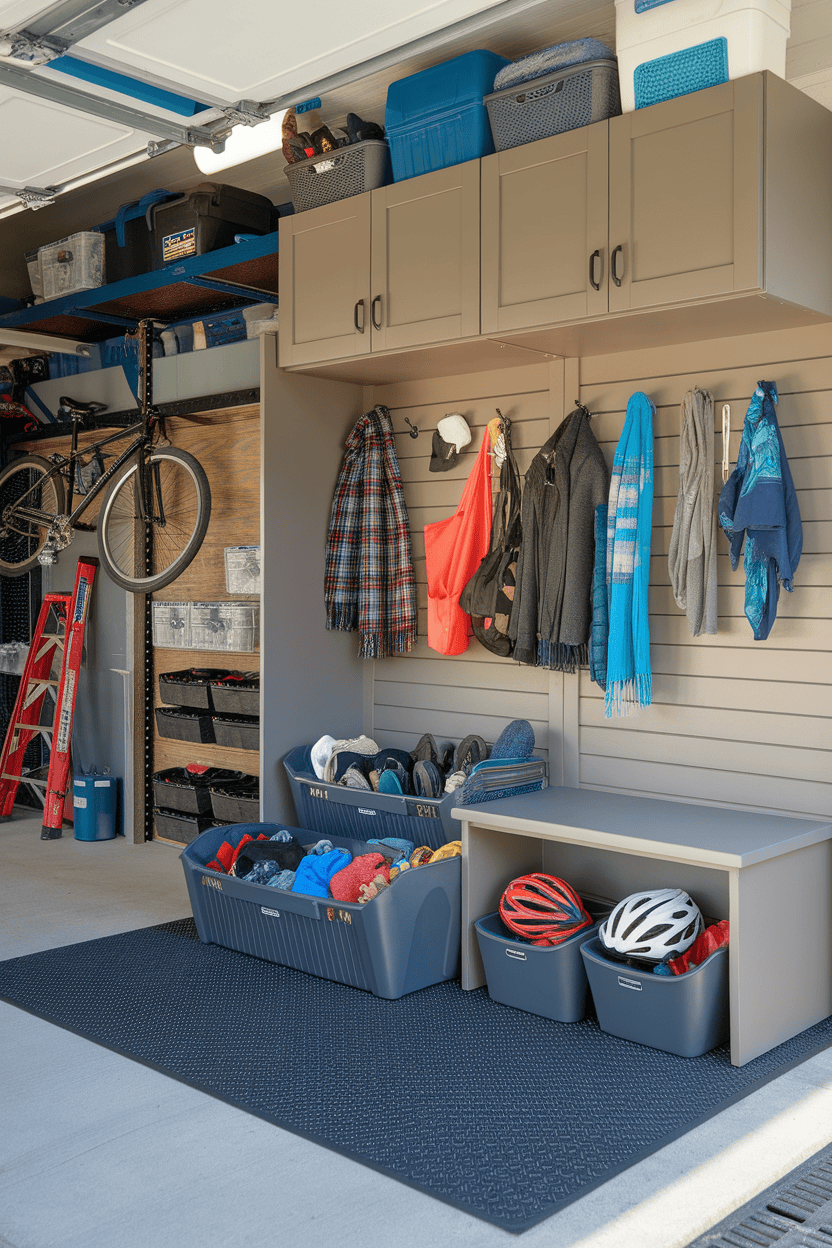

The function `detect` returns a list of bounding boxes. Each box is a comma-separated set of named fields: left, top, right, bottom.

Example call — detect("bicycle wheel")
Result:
left=0, top=454, right=65, bottom=576
left=97, top=447, right=211, bottom=593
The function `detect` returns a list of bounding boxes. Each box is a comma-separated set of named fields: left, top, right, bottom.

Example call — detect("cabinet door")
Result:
left=608, top=76, right=762, bottom=313
left=278, top=195, right=371, bottom=368
left=480, top=123, right=609, bottom=333
left=369, top=161, right=480, bottom=352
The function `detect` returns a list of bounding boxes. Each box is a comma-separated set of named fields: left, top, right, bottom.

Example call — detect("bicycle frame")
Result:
left=10, top=419, right=150, bottom=535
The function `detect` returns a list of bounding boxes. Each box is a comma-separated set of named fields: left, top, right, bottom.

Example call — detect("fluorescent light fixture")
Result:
left=193, top=110, right=286, bottom=174
left=0, top=329, right=91, bottom=355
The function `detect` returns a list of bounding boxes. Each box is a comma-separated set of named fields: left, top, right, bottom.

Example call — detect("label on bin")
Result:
left=260, top=907, right=281, bottom=918
left=617, top=975, right=642, bottom=992
left=309, top=787, right=329, bottom=800
left=506, top=949, right=526, bottom=961
left=94, top=780, right=110, bottom=788
left=162, top=228, right=196, bottom=263
left=74, top=796, right=87, bottom=808
left=414, top=803, right=438, bottom=820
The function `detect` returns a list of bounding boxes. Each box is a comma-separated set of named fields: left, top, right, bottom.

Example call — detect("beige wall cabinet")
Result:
left=480, top=121, right=610, bottom=334
left=483, top=73, right=832, bottom=346
left=279, top=161, right=481, bottom=368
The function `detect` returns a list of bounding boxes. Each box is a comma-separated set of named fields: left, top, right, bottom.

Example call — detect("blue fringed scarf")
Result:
left=605, top=392, right=655, bottom=718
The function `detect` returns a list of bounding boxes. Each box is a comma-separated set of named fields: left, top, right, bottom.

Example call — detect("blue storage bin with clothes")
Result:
left=384, top=48, right=510, bottom=181
left=181, top=822, right=462, bottom=998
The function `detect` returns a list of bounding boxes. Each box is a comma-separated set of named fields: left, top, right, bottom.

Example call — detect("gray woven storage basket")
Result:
left=485, top=58, right=621, bottom=153
left=284, top=139, right=389, bottom=213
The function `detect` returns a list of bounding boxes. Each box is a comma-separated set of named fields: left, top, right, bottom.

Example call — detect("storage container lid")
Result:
left=385, top=49, right=510, bottom=128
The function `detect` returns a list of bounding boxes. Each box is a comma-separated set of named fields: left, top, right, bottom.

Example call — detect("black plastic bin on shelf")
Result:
left=212, top=714, right=259, bottom=751
left=153, top=766, right=241, bottom=815
left=181, top=822, right=461, bottom=999
left=148, top=182, right=277, bottom=268
left=209, top=773, right=259, bottom=822
left=158, top=669, right=232, bottom=710
left=155, top=706, right=215, bottom=743
left=283, top=745, right=457, bottom=851
left=580, top=937, right=729, bottom=1058
left=155, top=807, right=215, bottom=844
left=474, top=899, right=612, bottom=1023
left=209, top=674, right=259, bottom=717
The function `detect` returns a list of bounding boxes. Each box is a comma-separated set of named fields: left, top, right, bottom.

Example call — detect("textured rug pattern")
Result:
left=1, top=918, right=831, bottom=1233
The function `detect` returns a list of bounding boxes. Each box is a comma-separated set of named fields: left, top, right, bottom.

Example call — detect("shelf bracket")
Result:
left=185, top=275, right=278, bottom=304
left=0, top=182, right=58, bottom=209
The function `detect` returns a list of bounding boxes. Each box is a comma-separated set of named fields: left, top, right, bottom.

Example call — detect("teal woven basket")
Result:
left=634, top=36, right=729, bottom=109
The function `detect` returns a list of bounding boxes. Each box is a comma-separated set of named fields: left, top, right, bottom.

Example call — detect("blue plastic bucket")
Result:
left=73, top=773, right=118, bottom=841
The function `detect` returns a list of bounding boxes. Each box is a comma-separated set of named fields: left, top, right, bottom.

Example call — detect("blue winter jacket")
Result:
left=718, top=381, right=802, bottom=641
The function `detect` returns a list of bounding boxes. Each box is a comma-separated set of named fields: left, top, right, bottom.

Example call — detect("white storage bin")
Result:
left=39, top=231, right=105, bottom=301
left=190, top=601, right=259, bottom=653
left=152, top=602, right=192, bottom=648
left=615, top=0, right=791, bottom=112
left=224, top=546, right=261, bottom=595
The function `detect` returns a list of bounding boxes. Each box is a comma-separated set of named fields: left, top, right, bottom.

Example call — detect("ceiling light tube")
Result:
left=193, top=110, right=286, bottom=174
left=0, top=329, right=90, bottom=355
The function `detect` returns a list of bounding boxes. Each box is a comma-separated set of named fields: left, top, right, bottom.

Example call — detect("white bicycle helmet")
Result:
left=599, top=888, right=703, bottom=962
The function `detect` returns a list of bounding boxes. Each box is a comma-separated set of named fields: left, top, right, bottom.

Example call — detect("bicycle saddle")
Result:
left=58, top=396, right=109, bottom=418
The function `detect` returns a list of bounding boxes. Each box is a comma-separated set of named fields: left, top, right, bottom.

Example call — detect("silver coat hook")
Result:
left=404, top=417, right=419, bottom=439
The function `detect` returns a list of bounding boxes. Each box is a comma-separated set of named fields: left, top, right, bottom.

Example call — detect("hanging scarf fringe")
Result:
left=604, top=673, right=653, bottom=718
left=537, top=640, right=588, bottom=673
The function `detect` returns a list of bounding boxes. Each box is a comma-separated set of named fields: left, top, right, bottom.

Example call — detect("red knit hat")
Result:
left=330, top=853, right=390, bottom=903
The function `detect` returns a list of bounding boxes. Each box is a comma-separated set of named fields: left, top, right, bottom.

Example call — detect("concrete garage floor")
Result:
left=2, top=808, right=832, bottom=1248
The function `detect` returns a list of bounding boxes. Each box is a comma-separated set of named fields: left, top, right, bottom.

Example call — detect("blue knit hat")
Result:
left=491, top=719, right=535, bottom=760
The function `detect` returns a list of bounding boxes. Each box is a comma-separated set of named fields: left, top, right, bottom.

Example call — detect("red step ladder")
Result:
left=0, top=557, right=98, bottom=839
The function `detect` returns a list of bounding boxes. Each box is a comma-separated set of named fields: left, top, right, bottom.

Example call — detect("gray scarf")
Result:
left=508, top=406, right=609, bottom=670
left=668, top=388, right=718, bottom=637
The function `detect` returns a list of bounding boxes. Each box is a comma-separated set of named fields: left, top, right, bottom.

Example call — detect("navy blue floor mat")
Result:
left=1, top=918, right=831, bottom=1234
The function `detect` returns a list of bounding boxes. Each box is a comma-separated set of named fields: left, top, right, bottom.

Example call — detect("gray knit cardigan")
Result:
left=508, top=407, right=610, bottom=670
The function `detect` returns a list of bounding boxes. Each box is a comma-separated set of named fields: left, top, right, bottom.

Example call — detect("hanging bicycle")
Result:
left=0, top=321, right=211, bottom=594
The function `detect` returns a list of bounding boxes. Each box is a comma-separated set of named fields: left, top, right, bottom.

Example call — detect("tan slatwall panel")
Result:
left=152, top=405, right=261, bottom=843
left=578, top=323, right=832, bottom=820
left=368, top=363, right=561, bottom=765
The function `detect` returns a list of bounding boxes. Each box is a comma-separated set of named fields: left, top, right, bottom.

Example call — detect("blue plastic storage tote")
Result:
left=385, top=49, right=510, bottom=182
left=181, top=822, right=461, bottom=999
left=73, top=772, right=118, bottom=841
left=283, top=745, right=458, bottom=849
left=580, top=936, right=729, bottom=1057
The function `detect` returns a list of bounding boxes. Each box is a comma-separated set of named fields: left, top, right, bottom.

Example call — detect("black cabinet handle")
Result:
left=372, top=295, right=383, bottom=330
left=589, top=249, right=601, bottom=291
left=611, top=244, right=624, bottom=287
left=354, top=299, right=365, bottom=332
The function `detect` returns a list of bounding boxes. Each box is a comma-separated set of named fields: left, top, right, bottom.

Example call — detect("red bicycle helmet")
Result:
left=499, top=873, right=593, bottom=946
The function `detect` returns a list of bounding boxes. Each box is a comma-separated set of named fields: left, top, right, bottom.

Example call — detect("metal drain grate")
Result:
left=688, top=1148, right=832, bottom=1248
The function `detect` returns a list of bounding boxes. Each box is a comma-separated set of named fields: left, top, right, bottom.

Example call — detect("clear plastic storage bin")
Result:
left=615, top=0, right=791, bottom=111
left=39, top=232, right=105, bottom=301
left=224, top=546, right=260, bottom=595
left=152, top=602, right=191, bottom=648
left=189, top=602, right=259, bottom=653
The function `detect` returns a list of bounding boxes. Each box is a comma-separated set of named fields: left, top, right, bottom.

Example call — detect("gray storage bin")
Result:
left=155, top=807, right=214, bottom=844
left=580, top=936, right=729, bottom=1058
left=155, top=707, right=215, bottom=744
left=209, top=675, right=259, bottom=717
left=283, top=744, right=457, bottom=851
left=159, top=669, right=232, bottom=710
left=474, top=899, right=611, bottom=1023
left=484, top=59, right=621, bottom=152
left=212, top=714, right=259, bottom=751
left=284, top=139, right=390, bottom=213
left=180, top=822, right=461, bottom=999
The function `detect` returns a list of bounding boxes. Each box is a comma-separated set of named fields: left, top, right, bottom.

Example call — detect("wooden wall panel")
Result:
left=578, top=324, right=832, bottom=820
left=151, top=404, right=260, bottom=843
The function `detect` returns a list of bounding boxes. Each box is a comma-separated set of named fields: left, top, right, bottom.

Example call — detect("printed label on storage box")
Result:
left=506, top=948, right=526, bottom=961
left=309, top=787, right=329, bottom=800
left=415, top=803, right=438, bottom=820
left=74, top=796, right=87, bottom=808
left=163, top=228, right=196, bottom=263
left=94, top=780, right=110, bottom=787
left=617, top=975, right=642, bottom=992
left=261, top=907, right=280, bottom=918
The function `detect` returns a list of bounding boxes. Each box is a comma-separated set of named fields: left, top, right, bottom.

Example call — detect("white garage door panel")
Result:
left=77, top=0, right=508, bottom=102
left=0, top=0, right=60, bottom=31
left=0, top=89, right=150, bottom=187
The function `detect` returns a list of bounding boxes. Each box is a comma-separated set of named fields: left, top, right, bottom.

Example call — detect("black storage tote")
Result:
left=149, top=182, right=277, bottom=267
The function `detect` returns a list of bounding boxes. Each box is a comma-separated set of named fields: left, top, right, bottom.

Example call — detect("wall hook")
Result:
left=404, top=417, right=419, bottom=439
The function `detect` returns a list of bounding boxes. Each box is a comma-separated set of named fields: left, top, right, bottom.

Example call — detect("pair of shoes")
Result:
left=454, top=735, right=489, bottom=773
left=378, top=760, right=410, bottom=795
left=413, top=759, right=443, bottom=799
left=410, top=732, right=439, bottom=765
